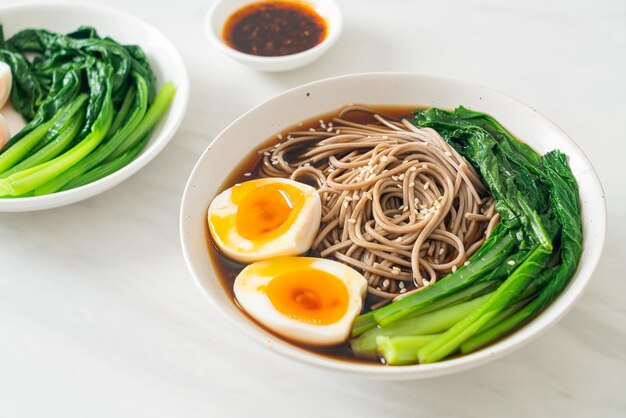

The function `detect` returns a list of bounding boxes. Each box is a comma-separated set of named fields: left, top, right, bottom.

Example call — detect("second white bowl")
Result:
left=0, top=2, right=189, bottom=212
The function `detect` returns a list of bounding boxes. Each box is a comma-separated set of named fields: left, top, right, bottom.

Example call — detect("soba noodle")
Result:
left=257, top=106, right=498, bottom=307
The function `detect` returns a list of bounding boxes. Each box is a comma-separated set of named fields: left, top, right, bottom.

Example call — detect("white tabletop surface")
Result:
left=1, top=0, right=625, bottom=416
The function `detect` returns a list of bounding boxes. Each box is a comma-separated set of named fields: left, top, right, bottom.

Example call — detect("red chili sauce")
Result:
left=222, top=1, right=328, bottom=57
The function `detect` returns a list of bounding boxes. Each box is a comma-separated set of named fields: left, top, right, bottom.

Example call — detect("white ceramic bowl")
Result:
left=205, top=0, right=343, bottom=72
left=180, top=73, right=606, bottom=379
left=0, top=2, right=189, bottom=212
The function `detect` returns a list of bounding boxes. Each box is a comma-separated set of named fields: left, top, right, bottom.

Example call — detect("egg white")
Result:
left=0, top=62, right=12, bottom=110
left=208, top=178, right=321, bottom=264
left=234, top=257, right=368, bottom=346
left=0, top=114, right=10, bottom=149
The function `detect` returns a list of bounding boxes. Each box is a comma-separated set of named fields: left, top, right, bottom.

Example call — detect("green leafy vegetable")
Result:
left=460, top=151, right=583, bottom=353
left=352, top=293, right=493, bottom=358
left=0, top=24, right=176, bottom=197
left=349, top=107, right=583, bottom=365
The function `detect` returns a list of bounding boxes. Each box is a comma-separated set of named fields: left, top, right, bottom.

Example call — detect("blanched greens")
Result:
left=0, top=25, right=175, bottom=197
left=352, top=107, right=582, bottom=365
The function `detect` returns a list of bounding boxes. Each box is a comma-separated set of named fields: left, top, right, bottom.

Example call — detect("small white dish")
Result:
left=0, top=2, right=189, bottom=212
left=180, top=73, right=607, bottom=379
left=205, top=0, right=343, bottom=72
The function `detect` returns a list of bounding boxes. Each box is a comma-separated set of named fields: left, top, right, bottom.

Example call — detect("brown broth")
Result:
left=222, top=1, right=327, bottom=57
left=208, top=105, right=421, bottom=364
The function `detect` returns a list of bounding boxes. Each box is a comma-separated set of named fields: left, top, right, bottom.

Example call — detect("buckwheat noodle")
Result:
left=257, top=106, right=497, bottom=308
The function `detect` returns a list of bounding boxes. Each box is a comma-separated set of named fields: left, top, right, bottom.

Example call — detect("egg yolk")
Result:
left=266, top=268, right=349, bottom=326
left=234, top=182, right=304, bottom=241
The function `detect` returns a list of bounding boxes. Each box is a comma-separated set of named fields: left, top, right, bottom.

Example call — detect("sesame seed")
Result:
left=397, top=184, right=403, bottom=189
left=444, top=151, right=452, bottom=157
left=439, top=248, right=444, bottom=255
left=243, top=172, right=252, bottom=177
left=382, top=135, right=389, bottom=140
left=348, top=219, right=356, bottom=224
left=383, top=279, right=390, bottom=287
left=409, top=182, right=415, bottom=187
left=422, top=163, right=428, bottom=169
left=464, top=261, right=470, bottom=266
left=277, top=134, right=283, bottom=140
left=399, top=174, right=405, bottom=180
left=309, top=128, right=316, bottom=132
left=399, top=281, right=405, bottom=289
left=400, top=288, right=407, bottom=293
left=423, top=182, right=430, bottom=190
left=398, top=205, right=404, bottom=210
left=271, top=160, right=278, bottom=165
left=409, top=166, right=417, bottom=172
left=391, top=269, right=400, bottom=276
left=263, top=151, right=271, bottom=156
left=451, top=265, right=457, bottom=273
left=507, top=260, right=516, bottom=265
left=381, top=156, right=389, bottom=162
left=395, top=237, right=402, bottom=242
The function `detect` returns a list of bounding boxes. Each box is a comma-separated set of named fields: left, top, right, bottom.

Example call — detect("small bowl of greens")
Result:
left=0, top=2, right=189, bottom=211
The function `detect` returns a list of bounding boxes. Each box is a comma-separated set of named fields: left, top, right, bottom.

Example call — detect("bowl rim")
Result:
left=180, top=72, right=607, bottom=379
left=204, top=0, right=343, bottom=66
left=0, top=1, right=190, bottom=212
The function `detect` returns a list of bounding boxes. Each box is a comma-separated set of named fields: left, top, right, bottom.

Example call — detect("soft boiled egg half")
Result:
left=208, top=178, right=321, bottom=263
left=234, top=256, right=368, bottom=346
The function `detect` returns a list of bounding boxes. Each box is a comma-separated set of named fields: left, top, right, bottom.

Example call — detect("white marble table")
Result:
left=1, top=0, right=624, bottom=416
